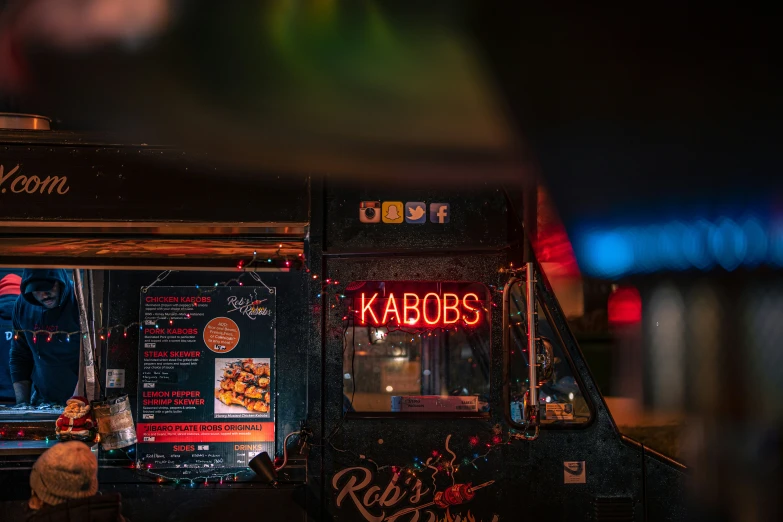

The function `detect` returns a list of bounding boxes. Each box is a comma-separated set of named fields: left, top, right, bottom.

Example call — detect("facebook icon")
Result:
left=429, top=203, right=450, bottom=224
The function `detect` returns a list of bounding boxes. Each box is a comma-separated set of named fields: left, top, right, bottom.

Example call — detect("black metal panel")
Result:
left=305, top=178, right=327, bottom=521
left=325, top=178, right=512, bottom=252
left=0, top=477, right=310, bottom=522
left=644, top=452, right=688, bottom=522
left=105, top=484, right=310, bottom=522
left=593, top=496, right=635, bottom=521
left=0, top=142, right=308, bottom=223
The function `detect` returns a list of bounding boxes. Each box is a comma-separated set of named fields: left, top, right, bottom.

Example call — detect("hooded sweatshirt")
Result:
left=0, top=272, right=22, bottom=401
left=9, top=269, right=80, bottom=405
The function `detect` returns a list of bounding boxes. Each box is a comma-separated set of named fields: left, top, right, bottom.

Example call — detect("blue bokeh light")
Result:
left=658, top=221, right=688, bottom=271
left=635, top=226, right=661, bottom=273
left=574, top=213, right=781, bottom=277
left=769, top=225, right=783, bottom=267
left=681, top=220, right=713, bottom=270
left=709, top=218, right=747, bottom=271
left=741, top=216, right=767, bottom=266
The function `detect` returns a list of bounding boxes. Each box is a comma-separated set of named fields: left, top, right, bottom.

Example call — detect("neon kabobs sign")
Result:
left=0, top=164, right=70, bottom=195
left=349, top=281, right=488, bottom=330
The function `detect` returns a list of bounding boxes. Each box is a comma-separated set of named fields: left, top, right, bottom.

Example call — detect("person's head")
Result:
left=28, top=441, right=98, bottom=510
left=20, top=269, right=70, bottom=309
left=30, top=280, right=62, bottom=309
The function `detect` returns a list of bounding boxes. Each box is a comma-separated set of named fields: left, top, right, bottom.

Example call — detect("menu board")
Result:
left=136, top=286, right=275, bottom=469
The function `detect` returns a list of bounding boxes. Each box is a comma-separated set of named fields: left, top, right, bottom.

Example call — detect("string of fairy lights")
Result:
left=0, top=427, right=517, bottom=488
left=101, top=447, right=255, bottom=486
left=323, top=427, right=512, bottom=493
left=10, top=296, right=495, bottom=343
left=8, top=252, right=520, bottom=342
left=103, top=426, right=516, bottom=488
left=113, top=429, right=512, bottom=487
left=10, top=250, right=300, bottom=341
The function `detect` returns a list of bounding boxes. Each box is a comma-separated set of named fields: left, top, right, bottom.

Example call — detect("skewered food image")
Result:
left=215, top=358, right=271, bottom=414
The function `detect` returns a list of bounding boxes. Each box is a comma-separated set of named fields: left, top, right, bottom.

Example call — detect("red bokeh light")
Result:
left=608, top=286, right=642, bottom=325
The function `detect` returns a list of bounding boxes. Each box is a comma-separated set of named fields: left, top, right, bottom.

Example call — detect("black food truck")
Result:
left=0, top=120, right=687, bottom=521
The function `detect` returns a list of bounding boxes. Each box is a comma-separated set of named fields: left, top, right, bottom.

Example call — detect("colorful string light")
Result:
left=12, top=268, right=283, bottom=341
left=326, top=428, right=510, bottom=485
left=107, top=448, right=251, bottom=486
left=141, top=467, right=249, bottom=486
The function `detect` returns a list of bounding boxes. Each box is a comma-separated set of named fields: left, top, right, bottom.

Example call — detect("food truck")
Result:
left=0, top=117, right=687, bottom=521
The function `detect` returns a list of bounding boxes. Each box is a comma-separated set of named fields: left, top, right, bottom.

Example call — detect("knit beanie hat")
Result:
left=30, top=441, right=98, bottom=506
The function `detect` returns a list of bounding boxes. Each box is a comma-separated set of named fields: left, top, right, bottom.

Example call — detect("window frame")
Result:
left=504, top=276, right=597, bottom=431
left=340, top=280, right=493, bottom=419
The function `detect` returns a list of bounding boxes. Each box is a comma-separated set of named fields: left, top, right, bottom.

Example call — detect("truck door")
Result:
left=499, top=264, right=647, bottom=520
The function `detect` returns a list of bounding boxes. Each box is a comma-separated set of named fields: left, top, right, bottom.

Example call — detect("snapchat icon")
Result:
left=382, top=201, right=404, bottom=223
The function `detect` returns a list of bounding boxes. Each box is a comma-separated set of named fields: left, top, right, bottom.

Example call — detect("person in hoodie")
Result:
left=9, top=269, right=81, bottom=406
left=0, top=270, right=22, bottom=402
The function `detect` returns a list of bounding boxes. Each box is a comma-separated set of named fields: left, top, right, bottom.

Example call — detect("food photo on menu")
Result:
left=214, top=358, right=271, bottom=417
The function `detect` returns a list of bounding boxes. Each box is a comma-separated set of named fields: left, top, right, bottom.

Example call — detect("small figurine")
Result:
left=55, top=396, right=98, bottom=445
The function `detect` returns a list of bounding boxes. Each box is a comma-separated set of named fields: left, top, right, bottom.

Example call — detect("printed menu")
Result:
left=136, top=286, right=275, bottom=469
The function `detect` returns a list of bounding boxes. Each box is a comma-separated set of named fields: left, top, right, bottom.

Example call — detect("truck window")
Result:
left=507, top=280, right=592, bottom=425
left=0, top=267, right=80, bottom=415
left=342, top=281, right=490, bottom=414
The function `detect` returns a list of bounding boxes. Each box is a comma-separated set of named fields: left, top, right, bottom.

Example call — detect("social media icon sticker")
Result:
left=359, top=201, right=381, bottom=223
left=405, top=202, right=427, bottom=224
left=430, top=203, right=450, bottom=224
left=382, top=201, right=404, bottom=223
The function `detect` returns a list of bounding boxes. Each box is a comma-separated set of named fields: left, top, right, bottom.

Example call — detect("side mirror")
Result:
left=537, top=337, right=555, bottom=385
left=502, top=262, right=540, bottom=440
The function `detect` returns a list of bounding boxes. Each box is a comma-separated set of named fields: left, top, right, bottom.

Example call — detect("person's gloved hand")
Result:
left=13, top=380, right=32, bottom=405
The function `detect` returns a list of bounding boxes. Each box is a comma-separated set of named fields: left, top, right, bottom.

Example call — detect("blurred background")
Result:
left=2, top=1, right=782, bottom=520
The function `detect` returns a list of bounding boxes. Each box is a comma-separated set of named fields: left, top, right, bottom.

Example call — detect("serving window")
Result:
left=0, top=267, right=77, bottom=415
left=342, top=281, right=490, bottom=414
left=0, top=256, right=305, bottom=476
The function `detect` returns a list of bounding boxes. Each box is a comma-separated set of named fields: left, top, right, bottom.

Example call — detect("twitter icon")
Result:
left=405, top=202, right=427, bottom=224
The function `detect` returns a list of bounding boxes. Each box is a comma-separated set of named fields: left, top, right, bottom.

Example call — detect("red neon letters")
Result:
left=358, top=292, right=483, bottom=328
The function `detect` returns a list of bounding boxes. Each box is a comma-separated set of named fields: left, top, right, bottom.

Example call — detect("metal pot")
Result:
left=0, top=113, right=51, bottom=130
